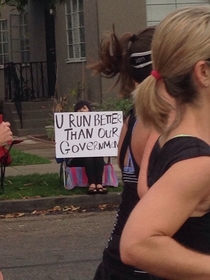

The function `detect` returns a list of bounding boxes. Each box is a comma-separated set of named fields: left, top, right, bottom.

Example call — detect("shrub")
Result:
left=93, top=98, right=133, bottom=118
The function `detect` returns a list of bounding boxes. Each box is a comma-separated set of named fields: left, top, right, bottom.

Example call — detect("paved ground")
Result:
left=0, top=209, right=117, bottom=280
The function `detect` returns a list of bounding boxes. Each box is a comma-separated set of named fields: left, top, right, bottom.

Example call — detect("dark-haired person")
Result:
left=73, top=100, right=92, bottom=113
left=89, top=26, right=161, bottom=279
left=67, top=100, right=107, bottom=194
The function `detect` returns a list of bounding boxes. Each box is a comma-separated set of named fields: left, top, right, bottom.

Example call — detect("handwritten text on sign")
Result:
left=54, top=111, right=123, bottom=158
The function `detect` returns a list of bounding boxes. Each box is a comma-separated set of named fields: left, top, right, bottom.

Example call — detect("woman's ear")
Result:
left=194, top=61, right=210, bottom=88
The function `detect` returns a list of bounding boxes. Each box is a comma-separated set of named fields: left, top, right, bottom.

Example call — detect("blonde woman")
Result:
left=120, top=6, right=210, bottom=280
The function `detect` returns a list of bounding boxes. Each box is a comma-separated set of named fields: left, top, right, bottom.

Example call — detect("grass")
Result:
left=2, top=149, right=122, bottom=200
left=9, top=148, right=51, bottom=166
left=1, top=173, right=122, bottom=200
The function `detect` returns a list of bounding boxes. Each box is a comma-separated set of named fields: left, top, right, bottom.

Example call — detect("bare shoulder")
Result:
left=170, top=156, right=210, bottom=184
left=129, top=156, right=210, bottom=238
left=151, top=156, right=210, bottom=215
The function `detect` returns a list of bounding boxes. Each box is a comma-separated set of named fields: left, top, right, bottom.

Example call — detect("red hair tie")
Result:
left=151, top=70, right=162, bottom=81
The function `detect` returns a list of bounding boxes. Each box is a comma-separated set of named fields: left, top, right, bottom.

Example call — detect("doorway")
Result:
left=45, top=9, right=56, bottom=98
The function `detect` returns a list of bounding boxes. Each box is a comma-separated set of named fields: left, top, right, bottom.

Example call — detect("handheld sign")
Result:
left=55, top=111, right=123, bottom=158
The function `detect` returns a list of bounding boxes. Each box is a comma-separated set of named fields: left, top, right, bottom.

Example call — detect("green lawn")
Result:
left=1, top=149, right=122, bottom=200
left=1, top=173, right=122, bottom=200
left=10, top=148, right=51, bottom=166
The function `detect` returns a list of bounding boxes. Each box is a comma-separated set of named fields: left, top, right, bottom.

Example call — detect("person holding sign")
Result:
left=66, top=100, right=107, bottom=194
left=89, top=26, right=162, bottom=279
left=119, top=6, right=210, bottom=280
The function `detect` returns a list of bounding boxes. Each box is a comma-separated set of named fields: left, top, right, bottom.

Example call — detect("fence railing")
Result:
left=4, top=61, right=49, bottom=102
left=4, top=61, right=49, bottom=129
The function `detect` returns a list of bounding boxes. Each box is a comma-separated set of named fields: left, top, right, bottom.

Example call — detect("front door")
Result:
left=45, top=10, right=56, bottom=98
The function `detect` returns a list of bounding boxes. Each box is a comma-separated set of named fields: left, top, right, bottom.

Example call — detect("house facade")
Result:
left=0, top=0, right=209, bottom=135
left=54, top=0, right=147, bottom=102
left=0, top=0, right=209, bottom=103
left=0, top=0, right=147, bottom=105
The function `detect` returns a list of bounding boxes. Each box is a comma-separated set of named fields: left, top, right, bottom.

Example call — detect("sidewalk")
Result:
left=5, top=137, right=58, bottom=177
left=6, top=137, right=121, bottom=177
left=0, top=136, right=122, bottom=214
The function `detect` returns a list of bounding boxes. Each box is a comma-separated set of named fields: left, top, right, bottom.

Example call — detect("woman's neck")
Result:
left=164, top=102, right=210, bottom=145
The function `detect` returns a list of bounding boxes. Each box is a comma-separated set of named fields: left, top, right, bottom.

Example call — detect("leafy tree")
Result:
left=1, top=0, right=28, bottom=12
left=0, top=0, right=66, bottom=12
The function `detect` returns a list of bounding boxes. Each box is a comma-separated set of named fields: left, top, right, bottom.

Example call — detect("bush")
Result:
left=93, top=98, right=133, bottom=118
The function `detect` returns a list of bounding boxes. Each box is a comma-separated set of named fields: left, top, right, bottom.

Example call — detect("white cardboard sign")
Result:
left=54, top=111, right=123, bottom=158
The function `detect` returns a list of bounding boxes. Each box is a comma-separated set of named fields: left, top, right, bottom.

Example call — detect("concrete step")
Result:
left=17, top=127, right=47, bottom=137
left=3, top=100, right=55, bottom=136
left=3, top=100, right=54, bottom=111
left=11, top=110, right=53, bottom=120
left=14, top=118, right=52, bottom=129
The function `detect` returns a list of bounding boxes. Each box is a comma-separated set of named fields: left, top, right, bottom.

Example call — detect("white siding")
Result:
left=146, top=0, right=209, bottom=25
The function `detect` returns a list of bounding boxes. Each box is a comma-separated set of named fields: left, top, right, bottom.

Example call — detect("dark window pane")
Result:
left=67, top=15, right=72, bottom=29
left=25, top=39, right=30, bottom=50
left=25, top=24, right=29, bottom=34
left=3, top=43, right=8, bottom=54
left=68, top=45, right=73, bottom=58
left=2, top=20, right=7, bottom=31
left=79, top=0, right=83, bottom=11
left=81, top=43, right=85, bottom=57
left=23, top=13, right=28, bottom=24
left=19, top=14, right=23, bottom=25
left=20, top=40, right=24, bottom=49
left=21, top=51, right=30, bottom=62
left=79, top=12, right=84, bottom=26
left=4, top=55, right=9, bottom=63
left=73, top=0, right=77, bottom=12
left=68, top=30, right=73, bottom=44
left=80, top=27, right=85, bottom=42
left=66, top=1, right=71, bottom=14
left=3, top=32, right=8, bottom=42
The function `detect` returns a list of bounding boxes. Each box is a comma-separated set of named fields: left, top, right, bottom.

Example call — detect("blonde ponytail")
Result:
left=134, top=6, right=210, bottom=133
left=134, top=76, right=171, bottom=133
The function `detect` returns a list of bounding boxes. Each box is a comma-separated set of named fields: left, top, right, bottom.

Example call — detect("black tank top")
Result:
left=103, top=109, right=141, bottom=272
left=148, top=136, right=210, bottom=253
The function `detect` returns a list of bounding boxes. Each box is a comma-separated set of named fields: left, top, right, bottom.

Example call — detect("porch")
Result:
left=3, top=61, right=55, bottom=136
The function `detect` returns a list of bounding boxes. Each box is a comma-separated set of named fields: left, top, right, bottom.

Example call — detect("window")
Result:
left=10, top=13, right=30, bottom=63
left=0, top=19, right=9, bottom=65
left=19, top=13, right=30, bottom=63
left=65, top=0, right=86, bottom=62
left=146, top=0, right=208, bottom=25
